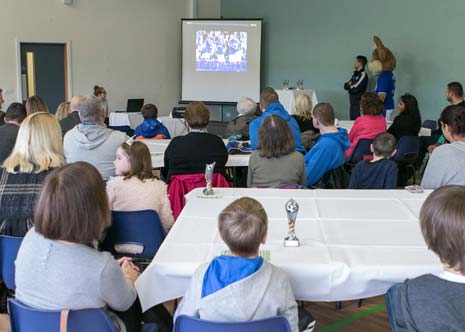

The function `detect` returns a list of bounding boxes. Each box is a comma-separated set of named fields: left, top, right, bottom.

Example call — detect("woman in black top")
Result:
left=388, top=93, right=422, bottom=141
left=291, top=94, right=319, bottom=133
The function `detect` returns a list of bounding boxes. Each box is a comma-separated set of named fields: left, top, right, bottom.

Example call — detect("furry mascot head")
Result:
left=368, top=36, right=396, bottom=76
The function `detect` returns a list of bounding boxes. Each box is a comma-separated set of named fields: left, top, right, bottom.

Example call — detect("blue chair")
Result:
left=0, top=235, right=23, bottom=291
left=100, top=210, right=166, bottom=259
left=345, top=138, right=373, bottom=167
left=174, top=315, right=291, bottom=332
left=393, top=136, right=421, bottom=185
left=422, top=120, right=437, bottom=131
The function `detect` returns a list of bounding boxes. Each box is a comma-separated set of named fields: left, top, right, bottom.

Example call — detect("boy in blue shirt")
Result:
left=304, top=103, right=350, bottom=187
left=134, top=104, right=171, bottom=139
left=349, top=132, right=398, bottom=189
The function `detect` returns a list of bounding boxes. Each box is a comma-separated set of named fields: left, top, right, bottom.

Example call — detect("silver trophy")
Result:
left=203, top=162, right=216, bottom=195
left=284, top=199, right=300, bottom=247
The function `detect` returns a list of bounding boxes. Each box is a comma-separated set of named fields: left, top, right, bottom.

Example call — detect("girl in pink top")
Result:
left=107, top=142, right=174, bottom=232
left=345, top=92, right=387, bottom=158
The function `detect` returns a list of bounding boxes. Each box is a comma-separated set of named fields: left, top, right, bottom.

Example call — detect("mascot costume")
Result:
left=368, top=36, right=396, bottom=120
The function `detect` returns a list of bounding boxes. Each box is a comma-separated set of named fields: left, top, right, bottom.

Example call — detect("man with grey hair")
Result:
left=63, top=95, right=128, bottom=180
left=223, top=96, right=258, bottom=139
left=59, top=95, right=82, bottom=136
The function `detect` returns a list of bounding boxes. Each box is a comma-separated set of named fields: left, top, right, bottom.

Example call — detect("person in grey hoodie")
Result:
left=64, top=95, right=128, bottom=181
left=174, top=197, right=299, bottom=332
left=421, top=105, right=465, bottom=189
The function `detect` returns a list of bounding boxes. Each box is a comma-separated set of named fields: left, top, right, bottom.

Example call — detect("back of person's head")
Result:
left=185, top=101, right=209, bottom=129
left=26, top=95, right=49, bottom=115
left=312, top=103, right=335, bottom=126
left=257, top=115, right=295, bottom=158
left=440, top=105, right=465, bottom=137
left=93, top=85, right=106, bottom=97
left=70, top=96, right=82, bottom=113
left=372, top=132, right=396, bottom=158
left=119, top=142, right=155, bottom=181
left=236, top=97, right=257, bottom=116
left=447, top=82, right=464, bottom=98
left=420, top=185, right=465, bottom=274
left=218, top=197, right=268, bottom=256
left=34, top=162, right=110, bottom=244
left=3, top=112, right=64, bottom=173
left=141, top=104, right=158, bottom=119
left=55, top=101, right=71, bottom=121
left=259, top=87, right=279, bottom=109
left=5, top=102, right=27, bottom=124
left=356, top=55, right=367, bottom=68
left=294, top=94, right=313, bottom=120
left=360, top=92, right=384, bottom=116
left=78, top=95, right=105, bottom=123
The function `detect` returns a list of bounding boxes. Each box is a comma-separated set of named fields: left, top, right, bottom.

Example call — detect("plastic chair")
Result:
left=174, top=315, right=291, bottom=332
left=100, top=210, right=166, bottom=259
left=393, top=136, right=420, bottom=185
left=345, top=138, right=373, bottom=167
left=422, top=120, right=437, bottom=131
left=0, top=235, right=23, bottom=290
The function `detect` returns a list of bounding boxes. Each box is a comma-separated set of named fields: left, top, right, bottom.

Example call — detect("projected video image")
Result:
left=195, top=31, right=247, bottom=72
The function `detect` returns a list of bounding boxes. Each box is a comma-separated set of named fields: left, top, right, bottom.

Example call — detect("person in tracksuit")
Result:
left=344, top=56, right=368, bottom=120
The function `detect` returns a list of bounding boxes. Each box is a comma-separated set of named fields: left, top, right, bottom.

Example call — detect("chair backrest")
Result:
left=100, top=210, right=166, bottom=259
left=0, top=235, right=23, bottom=290
left=422, top=119, right=437, bottom=131
left=393, top=136, right=420, bottom=162
left=168, top=173, right=231, bottom=220
left=313, top=165, right=350, bottom=189
left=346, top=138, right=373, bottom=165
left=174, top=315, right=291, bottom=332
left=8, top=298, right=116, bottom=332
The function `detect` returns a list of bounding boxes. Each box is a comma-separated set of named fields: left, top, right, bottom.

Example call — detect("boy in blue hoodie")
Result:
left=134, top=104, right=171, bottom=139
left=174, top=197, right=300, bottom=332
left=304, top=103, right=350, bottom=187
left=249, top=87, right=305, bottom=153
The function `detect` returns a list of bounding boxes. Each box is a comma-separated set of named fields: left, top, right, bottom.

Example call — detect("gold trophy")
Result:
left=284, top=199, right=300, bottom=247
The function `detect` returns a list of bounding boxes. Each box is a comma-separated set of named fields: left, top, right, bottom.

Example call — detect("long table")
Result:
left=135, top=187, right=440, bottom=311
left=109, top=113, right=188, bottom=137
left=139, top=139, right=250, bottom=168
left=337, top=120, right=431, bottom=136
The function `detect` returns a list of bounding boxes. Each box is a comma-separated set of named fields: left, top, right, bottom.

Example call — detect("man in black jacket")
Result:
left=344, top=56, right=368, bottom=120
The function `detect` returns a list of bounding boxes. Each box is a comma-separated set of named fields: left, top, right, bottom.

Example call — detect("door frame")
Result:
left=15, top=39, right=73, bottom=102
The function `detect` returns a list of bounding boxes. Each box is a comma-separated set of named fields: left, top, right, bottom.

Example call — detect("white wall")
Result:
left=0, top=0, right=191, bottom=115
left=197, top=0, right=221, bottom=18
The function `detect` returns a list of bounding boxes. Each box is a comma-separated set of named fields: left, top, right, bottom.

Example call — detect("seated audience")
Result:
left=134, top=104, right=171, bottom=139
left=15, top=162, right=142, bottom=332
left=64, top=95, right=128, bottom=181
left=292, top=94, right=320, bottom=151
left=247, top=115, right=305, bottom=188
left=421, top=105, right=465, bottom=189
left=345, top=92, right=387, bottom=158
left=386, top=185, right=465, bottom=332
left=446, top=81, right=465, bottom=107
left=60, top=95, right=82, bottom=136
left=0, top=103, right=27, bottom=164
left=304, top=103, right=349, bottom=187
left=55, top=101, right=71, bottom=121
left=161, top=101, right=228, bottom=181
left=107, top=142, right=174, bottom=232
left=26, top=95, right=49, bottom=115
left=349, top=132, right=398, bottom=189
left=249, top=87, right=305, bottom=153
left=174, top=197, right=299, bottom=332
left=387, top=94, right=422, bottom=141
left=0, top=88, right=5, bottom=125
left=0, top=112, right=64, bottom=236
left=223, top=96, right=258, bottom=139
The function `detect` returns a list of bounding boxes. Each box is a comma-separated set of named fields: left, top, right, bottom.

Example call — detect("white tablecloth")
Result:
left=135, top=188, right=440, bottom=311
left=276, top=89, right=318, bottom=114
left=109, top=113, right=188, bottom=138
left=140, top=139, right=250, bottom=168
left=337, top=120, right=431, bottom=136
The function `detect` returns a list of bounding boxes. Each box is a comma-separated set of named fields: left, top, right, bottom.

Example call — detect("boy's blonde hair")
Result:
left=294, top=94, right=313, bottom=120
left=218, top=197, right=268, bottom=256
left=3, top=112, right=65, bottom=173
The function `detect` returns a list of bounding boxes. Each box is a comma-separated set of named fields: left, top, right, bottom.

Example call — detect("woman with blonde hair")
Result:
left=55, top=101, right=71, bottom=121
left=26, top=95, right=49, bottom=115
left=292, top=94, right=318, bottom=133
left=0, top=112, right=65, bottom=236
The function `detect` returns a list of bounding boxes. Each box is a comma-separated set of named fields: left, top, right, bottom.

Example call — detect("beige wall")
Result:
left=0, top=0, right=191, bottom=115
left=197, top=0, right=221, bottom=18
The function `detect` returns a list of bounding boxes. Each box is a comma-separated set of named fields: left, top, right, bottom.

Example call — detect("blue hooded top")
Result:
left=304, top=128, right=350, bottom=186
left=249, top=103, right=305, bottom=153
left=134, top=118, right=171, bottom=139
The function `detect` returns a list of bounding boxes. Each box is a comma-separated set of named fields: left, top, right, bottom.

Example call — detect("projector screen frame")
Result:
left=180, top=18, right=263, bottom=105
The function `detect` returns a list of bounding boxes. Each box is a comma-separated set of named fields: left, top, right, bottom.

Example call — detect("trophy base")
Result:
left=203, top=188, right=215, bottom=196
left=284, top=238, right=300, bottom=247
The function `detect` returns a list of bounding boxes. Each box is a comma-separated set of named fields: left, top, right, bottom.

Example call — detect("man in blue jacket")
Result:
left=304, top=103, right=350, bottom=187
left=249, top=87, right=305, bottom=153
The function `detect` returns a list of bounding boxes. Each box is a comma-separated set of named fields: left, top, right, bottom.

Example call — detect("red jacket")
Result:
left=345, top=115, right=386, bottom=158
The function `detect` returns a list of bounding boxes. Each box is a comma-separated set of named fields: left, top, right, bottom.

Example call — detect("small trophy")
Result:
left=203, top=162, right=216, bottom=195
left=296, top=80, right=304, bottom=90
left=282, top=80, right=290, bottom=90
left=284, top=199, right=300, bottom=247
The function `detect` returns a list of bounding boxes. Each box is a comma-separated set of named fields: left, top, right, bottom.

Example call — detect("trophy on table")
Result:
left=284, top=199, right=300, bottom=247
left=203, top=162, right=216, bottom=195
left=282, top=80, right=290, bottom=90
left=296, top=80, right=304, bottom=90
